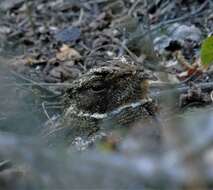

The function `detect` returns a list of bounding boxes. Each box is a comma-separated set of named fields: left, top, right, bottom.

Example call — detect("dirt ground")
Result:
left=0, top=0, right=213, bottom=189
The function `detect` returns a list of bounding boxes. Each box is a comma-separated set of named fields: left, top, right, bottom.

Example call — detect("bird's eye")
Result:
left=91, top=82, right=107, bottom=93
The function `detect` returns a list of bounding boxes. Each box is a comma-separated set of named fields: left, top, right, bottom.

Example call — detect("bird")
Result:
left=43, top=58, right=160, bottom=146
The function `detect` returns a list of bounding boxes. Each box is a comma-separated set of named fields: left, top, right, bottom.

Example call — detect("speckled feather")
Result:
left=43, top=60, right=158, bottom=145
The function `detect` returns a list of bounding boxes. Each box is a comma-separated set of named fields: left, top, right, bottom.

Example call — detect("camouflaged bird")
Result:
left=43, top=59, right=159, bottom=145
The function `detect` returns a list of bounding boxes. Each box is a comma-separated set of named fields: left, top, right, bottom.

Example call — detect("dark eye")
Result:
left=91, top=82, right=107, bottom=93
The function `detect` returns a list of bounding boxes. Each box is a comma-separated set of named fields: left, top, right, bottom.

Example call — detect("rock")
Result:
left=0, top=26, right=11, bottom=35
left=0, top=0, right=24, bottom=11
left=54, top=27, right=81, bottom=43
left=154, top=24, right=202, bottom=54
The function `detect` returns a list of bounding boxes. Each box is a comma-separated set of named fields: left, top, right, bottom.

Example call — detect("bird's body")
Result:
left=43, top=59, right=159, bottom=146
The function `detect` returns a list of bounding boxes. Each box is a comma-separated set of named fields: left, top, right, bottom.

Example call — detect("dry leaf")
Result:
left=56, top=44, right=81, bottom=61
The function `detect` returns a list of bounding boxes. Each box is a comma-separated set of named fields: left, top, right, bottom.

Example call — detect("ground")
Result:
left=0, top=0, right=213, bottom=189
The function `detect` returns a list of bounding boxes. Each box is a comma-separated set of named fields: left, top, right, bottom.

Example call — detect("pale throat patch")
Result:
left=65, top=99, right=152, bottom=119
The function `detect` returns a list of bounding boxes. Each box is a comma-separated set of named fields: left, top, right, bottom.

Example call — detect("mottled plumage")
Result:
left=43, top=60, right=158, bottom=145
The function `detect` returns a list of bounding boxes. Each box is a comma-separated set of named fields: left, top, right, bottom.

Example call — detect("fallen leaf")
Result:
left=56, top=44, right=81, bottom=61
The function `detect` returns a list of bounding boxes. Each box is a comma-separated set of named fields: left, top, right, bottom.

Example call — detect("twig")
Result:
left=42, top=102, right=54, bottom=127
left=77, top=8, right=84, bottom=25
left=87, top=0, right=109, bottom=4
left=128, top=0, right=141, bottom=16
left=24, top=0, right=35, bottom=33
left=111, top=38, right=139, bottom=63
left=10, top=70, right=68, bottom=95
left=1, top=83, right=72, bottom=87
left=0, top=160, right=12, bottom=171
left=151, top=81, right=213, bottom=98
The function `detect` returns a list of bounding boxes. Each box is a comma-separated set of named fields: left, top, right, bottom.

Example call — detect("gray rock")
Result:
left=54, top=27, right=81, bottom=43
left=154, top=24, right=202, bottom=54
left=0, top=0, right=24, bottom=11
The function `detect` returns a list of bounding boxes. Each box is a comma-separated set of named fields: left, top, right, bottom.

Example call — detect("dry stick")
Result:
left=111, top=38, right=139, bottom=63
left=128, top=0, right=142, bottom=16
left=10, top=70, right=71, bottom=96
left=10, top=69, right=213, bottom=100
left=77, top=8, right=84, bottom=25
left=87, top=0, right=109, bottom=4
left=42, top=102, right=54, bottom=127
left=0, top=160, right=12, bottom=171
left=1, top=83, right=72, bottom=87
left=42, top=125, right=68, bottom=138
left=24, top=0, right=36, bottom=33
left=151, top=82, right=213, bottom=99
left=144, top=0, right=156, bottom=58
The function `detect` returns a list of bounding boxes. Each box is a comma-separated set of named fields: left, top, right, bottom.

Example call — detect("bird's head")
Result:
left=65, top=61, right=156, bottom=115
